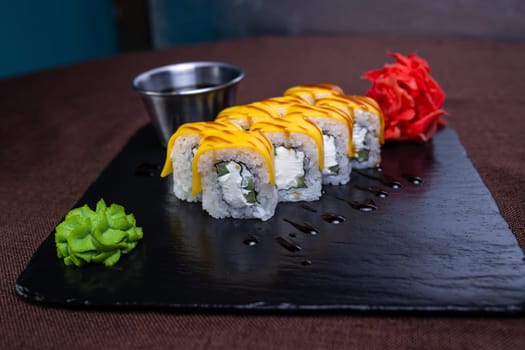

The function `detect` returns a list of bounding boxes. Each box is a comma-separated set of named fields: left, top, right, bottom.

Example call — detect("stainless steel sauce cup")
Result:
left=132, top=61, right=245, bottom=146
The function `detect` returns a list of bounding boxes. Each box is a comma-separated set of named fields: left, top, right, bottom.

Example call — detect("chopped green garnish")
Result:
left=243, top=190, right=257, bottom=203
left=296, top=176, right=306, bottom=188
left=328, top=165, right=340, bottom=174
left=242, top=176, right=256, bottom=203
left=54, top=199, right=143, bottom=267
left=357, top=149, right=369, bottom=161
left=242, top=176, right=254, bottom=191
left=215, top=162, right=230, bottom=177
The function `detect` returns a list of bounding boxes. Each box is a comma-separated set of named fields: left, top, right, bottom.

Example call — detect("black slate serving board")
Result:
left=16, top=125, right=525, bottom=313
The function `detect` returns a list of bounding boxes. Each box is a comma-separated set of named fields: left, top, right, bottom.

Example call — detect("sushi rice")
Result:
left=193, top=130, right=278, bottom=221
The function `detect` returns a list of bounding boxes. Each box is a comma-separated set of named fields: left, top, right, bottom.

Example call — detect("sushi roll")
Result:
left=160, top=121, right=243, bottom=202
left=215, top=103, right=279, bottom=129
left=284, top=84, right=345, bottom=104
left=250, top=116, right=324, bottom=202
left=285, top=104, right=354, bottom=185
left=192, top=129, right=278, bottom=221
left=316, top=95, right=384, bottom=169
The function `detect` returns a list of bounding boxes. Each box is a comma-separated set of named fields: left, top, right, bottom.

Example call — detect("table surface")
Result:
left=1, top=34, right=524, bottom=349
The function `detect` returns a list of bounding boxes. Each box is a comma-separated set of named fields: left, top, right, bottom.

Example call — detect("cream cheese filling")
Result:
left=274, top=146, right=305, bottom=190
left=322, top=134, right=338, bottom=175
left=353, top=124, right=368, bottom=152
left=216, top=161, right=255, bottom=208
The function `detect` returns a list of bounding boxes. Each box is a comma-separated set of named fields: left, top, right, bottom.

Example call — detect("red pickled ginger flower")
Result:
left=362, top=52, right=446, bottom=142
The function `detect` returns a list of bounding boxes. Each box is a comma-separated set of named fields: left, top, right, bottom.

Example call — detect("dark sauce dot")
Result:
left=404, top=175, right=424, bottom=185
left=135, top=162, right=160, bottom=177
left=336, top=197, right=378, bottom=212
left=376, top=190, right=389, bottom=198
left=354, top=185, right=389, bottom=198
left=275, top=237, right=302, bottom=252
left=301, top=259, right=312, bottom=266
left=243, top=237, right=259, bottom=246
left=321, top=213, right=346, bottom=224
left=389, top=181, right=402, bottom=189
left=288, top=232, right=297, bottom=238
left=354, top=202, right=378, bottom=212
left=300, top=204, right=317, bottom=213
left=283, top=218, right=320, bottom=235
left=355, top=170, right=402, bottom=190
left=243, top=238, right=258, bottom=246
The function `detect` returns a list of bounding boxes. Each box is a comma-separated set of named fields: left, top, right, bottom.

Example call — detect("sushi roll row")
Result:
left=161, top=84, right=384, bottom=220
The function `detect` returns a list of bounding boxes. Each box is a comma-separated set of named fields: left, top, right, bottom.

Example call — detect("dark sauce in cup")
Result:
left=160, top=84, right=217, bottom=93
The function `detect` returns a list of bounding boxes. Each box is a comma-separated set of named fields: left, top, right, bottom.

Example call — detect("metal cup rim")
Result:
left=131, top=61, right=245, bottom=97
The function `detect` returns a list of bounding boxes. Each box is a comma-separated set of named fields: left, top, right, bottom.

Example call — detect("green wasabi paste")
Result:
left=54, top=199, right=143, bottom=267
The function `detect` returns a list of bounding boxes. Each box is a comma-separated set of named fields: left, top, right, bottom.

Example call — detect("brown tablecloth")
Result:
left=1, top=35, right=524, bottom=349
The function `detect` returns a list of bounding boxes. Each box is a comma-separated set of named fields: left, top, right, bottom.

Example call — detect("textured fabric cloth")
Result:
left=1, top=35, right=524, bottom=349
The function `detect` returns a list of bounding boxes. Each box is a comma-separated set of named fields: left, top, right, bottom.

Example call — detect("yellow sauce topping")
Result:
left=191, top=130, right=275, bottom=196
left=344, top=96, right=385, bottom=144
left=258, top=96, right=307, bottom=115
left=250, top=115, right=324, bottom=170
left=285, top=104, right=355, bottom=157
left=316, top=95, right=385, bottom=144
left=284, top=84, right=345, bottom=104
left=161, top=121, right=242, bottom=177
left=215, top=104, right=279, bottom=129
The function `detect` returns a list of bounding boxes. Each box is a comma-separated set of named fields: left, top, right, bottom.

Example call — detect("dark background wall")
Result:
left=1, top=0, right=524, bottom=79
left=149, top=0, right=525, bottom=48
left=150, top=0, right=525, bottom=47
left=0, top=1, right=118, bottom=79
